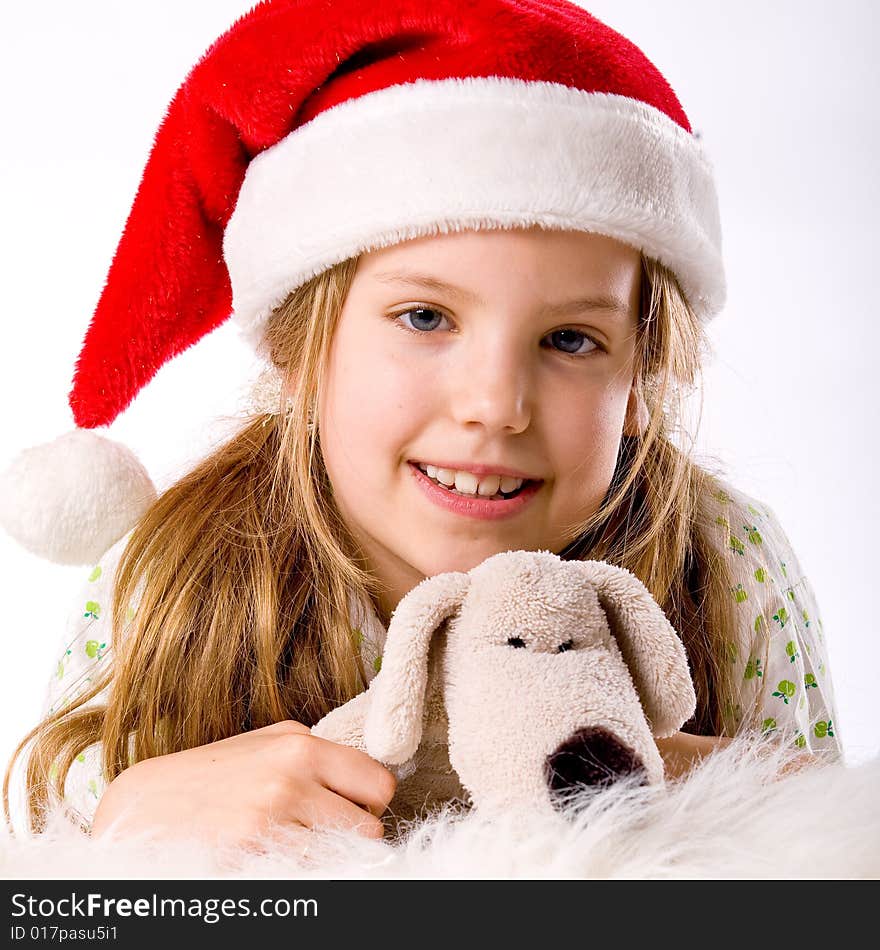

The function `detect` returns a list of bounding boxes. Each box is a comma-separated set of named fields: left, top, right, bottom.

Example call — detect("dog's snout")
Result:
left=545, top=727, right=648, bottom=804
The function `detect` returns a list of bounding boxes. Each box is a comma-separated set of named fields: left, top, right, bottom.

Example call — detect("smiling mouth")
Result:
left=410, top=462, right=538, bottom=501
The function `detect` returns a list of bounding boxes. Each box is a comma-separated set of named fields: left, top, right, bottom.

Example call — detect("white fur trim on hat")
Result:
left=224, top=76, right=725, bottom=357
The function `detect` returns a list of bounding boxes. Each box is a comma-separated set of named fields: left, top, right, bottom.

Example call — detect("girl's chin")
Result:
left=415, top=542, right=543, bottom=575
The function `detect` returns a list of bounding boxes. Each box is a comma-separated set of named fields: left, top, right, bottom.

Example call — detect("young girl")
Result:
left=2, top=0, right=841, bottom=850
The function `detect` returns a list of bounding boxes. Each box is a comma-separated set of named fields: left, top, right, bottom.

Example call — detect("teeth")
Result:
left=454, top=471, right=478, bottom=494
left=436, top=468, right=456, bottom=487
left=418, top=463, right=524, bottom=497
left=477, top=475, right=501, bottom=497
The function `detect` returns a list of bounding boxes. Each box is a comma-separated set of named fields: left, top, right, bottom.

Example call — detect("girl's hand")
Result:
left=654, top=731, right=733, bottom=781
left=654, top=730, right=817, bottom=781
left=90, top=720, right=397, bottom=851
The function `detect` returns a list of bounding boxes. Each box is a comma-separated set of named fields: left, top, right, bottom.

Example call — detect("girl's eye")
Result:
left=394, top=307, right=449, bottom=333
left=545, top=329, right=599, bottom=357
left=391, top=307, right=602, bottom=357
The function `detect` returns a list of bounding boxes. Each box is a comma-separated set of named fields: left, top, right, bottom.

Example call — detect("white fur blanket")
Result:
left=3, top=740, right=878, bottom=879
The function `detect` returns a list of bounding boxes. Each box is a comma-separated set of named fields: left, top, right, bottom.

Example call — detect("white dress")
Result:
left=40, top=480, right=843, bottom=832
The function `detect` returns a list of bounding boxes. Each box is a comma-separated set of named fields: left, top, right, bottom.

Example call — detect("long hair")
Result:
left=5, top=247, right=745, bottom=834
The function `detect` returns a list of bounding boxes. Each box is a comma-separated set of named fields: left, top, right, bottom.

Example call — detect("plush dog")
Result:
left=312, top=549, right=696, bottom=827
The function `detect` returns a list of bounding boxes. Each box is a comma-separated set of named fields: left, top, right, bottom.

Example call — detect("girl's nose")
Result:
left=449, top=344, right=532, bottom=435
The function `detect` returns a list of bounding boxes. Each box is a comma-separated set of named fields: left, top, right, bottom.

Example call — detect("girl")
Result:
left=2, top=0, right=841, bottom=850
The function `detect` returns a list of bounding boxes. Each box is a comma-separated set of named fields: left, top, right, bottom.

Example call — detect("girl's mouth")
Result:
left=407, top=462, right=543, bottom=521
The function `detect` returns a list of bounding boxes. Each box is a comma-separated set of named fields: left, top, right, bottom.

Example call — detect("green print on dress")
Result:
left=754, top=613, right=766, bottom=635
left=728, top=534, right=745, bottom=556
left=731, top=583, right=748, bottom=603
left=713, top=489, right=733, bottom=505
left=801, top=608, right=811, bottom=629
left=373, top=655, right=382, bottom=674
left=814, top=719, right=834, bottom=738
left=780, top=561, right=788, bottom=578
left=762, top=717, right=777, bottom=733
left=772, top=680, right=796, bottom=704
left=715, top=515, right=730, bottom=531
left=85, top=640, right=106, bottom=660
left=785, top=640, right=800, bottom=663
left=83, top=601, right=100, bottom=620
left=754, top=567, right=768, bottom=583
left=744, top=656, right=763, bottom=680
left=804, top=673, right=818, bottom=690
left=56, top=648, right=72, bottom=680
left=88, top=565, right=102, bottom=583
left=743, top=524, right=763, bottom=545
left=793, top=731, right=806, bottom=749
left=772, top=606, right=789, bottom=628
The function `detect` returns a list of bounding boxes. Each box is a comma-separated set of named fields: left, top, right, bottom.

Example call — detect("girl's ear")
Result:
left=244, top=364, right=290, bottom=415
left=280, top=371, right=299, bottom=403
left=623, top=380, right=649, bottom=437
left=364, top=571, right=471, bottom=763
left=573, top=560, right=696, bottom=737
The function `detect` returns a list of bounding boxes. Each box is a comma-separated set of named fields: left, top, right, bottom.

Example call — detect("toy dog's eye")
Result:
left=507, top=636, right=526, bottom=648
left=557, top=639, right=574, bottom=653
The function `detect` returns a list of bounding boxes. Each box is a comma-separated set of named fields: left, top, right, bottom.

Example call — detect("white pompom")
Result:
left=0, top=429, right=158, bottom=565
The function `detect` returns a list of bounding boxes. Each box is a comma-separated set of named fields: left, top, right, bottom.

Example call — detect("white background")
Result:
left=1, top=1, right=877, bottom=825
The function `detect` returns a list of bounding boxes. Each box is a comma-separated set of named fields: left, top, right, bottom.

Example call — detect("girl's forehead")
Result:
left=356, top=227, right=642, bottom=291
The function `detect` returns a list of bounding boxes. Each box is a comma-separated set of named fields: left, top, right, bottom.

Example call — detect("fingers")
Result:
left=306, top=736, right=398, bottom=819
left=270, top=720, right=397, bottom=825
left=291, top=785, right=386, bottom=839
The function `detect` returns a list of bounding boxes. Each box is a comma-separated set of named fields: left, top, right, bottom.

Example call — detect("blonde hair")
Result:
left=5, top=246, right=745, bottom=835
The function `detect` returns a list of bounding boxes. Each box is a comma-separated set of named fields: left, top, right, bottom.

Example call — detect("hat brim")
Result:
left=224, top=76, right=725, bottom=356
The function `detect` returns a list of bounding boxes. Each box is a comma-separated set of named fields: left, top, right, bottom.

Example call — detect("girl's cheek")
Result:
left=549, top=382, right=625, bottom=444
left=368, top=334, right=434, bottom=411
left=328, top=329, right=426, bottom=452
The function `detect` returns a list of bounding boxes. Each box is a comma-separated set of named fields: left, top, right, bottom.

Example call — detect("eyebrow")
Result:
left=371, top=270, right=631, bottom=318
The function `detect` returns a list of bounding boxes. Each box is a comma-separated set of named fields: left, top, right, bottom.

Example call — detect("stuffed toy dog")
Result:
left=312, top=550, right=696, bottom=828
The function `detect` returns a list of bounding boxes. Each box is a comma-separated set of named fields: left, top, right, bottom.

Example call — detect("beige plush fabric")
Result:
left=312, top=550, right=697, bottom=829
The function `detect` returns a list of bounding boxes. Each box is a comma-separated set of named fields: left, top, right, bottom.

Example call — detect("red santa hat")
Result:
left=0, top=0, right=725, bottom=564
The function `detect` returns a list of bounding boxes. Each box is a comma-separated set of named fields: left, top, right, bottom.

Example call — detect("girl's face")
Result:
left=317, top=226, right=642, bottom=620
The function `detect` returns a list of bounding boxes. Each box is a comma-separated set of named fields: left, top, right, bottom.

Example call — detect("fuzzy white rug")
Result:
left=3, top=739, right=878, bottom=880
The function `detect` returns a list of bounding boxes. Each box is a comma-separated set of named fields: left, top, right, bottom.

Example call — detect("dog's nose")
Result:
left=544, top=727, right=648, bottom=804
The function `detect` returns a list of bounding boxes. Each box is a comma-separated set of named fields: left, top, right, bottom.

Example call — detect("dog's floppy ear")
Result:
left=574, top=560, right=697, bottom=737
left=364, top=571, right=471, bottom=763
